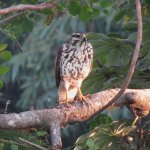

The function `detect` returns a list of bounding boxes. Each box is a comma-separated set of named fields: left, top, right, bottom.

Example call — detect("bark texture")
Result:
left=0, top=2, right=56, bottom=14
left=0, top=89, right=150, bottom=129
left=0, top=89, right=150, bottom=149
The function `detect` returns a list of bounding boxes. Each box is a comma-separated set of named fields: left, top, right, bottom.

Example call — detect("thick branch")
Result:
left=0, top=91, right=149, bottom=128
left=98, top=0, right=142, bottom=112
left=0, top=2, right=56, bottom=14
left=50, top=121, right=62, bottom=150
left=0, top=89, right=150, bottom=149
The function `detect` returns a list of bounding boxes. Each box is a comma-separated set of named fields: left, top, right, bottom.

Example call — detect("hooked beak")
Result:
left=81, top=33, right=88, bottom=39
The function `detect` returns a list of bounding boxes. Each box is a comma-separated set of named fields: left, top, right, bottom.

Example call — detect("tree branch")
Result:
left=0, top=89, right=150, bottom=149
left=19, top=137, right=48, bottom=150
left=50, top=121, right=62, bottom=150
left=0, top=11, right=25, bottom=27
left=0, top=2, right=56, bottom=14
left=0, top=1, right=143, bottom=149
left=96, top=0, right=143, bottom=113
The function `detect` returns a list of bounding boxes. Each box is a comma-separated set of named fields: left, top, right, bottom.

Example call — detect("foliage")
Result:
left=0, top=0, right=120, bottom=110
left=0, top=43, right=12, bottom=88
left=0, top=0, right=150, bottom=149
left=5, top=7, right=116, bottom=110
left=8, top=16, right=88, bottom=110
left=75, top=114, right=150, bottom=150
left=0, top=129, right=49, bottom=150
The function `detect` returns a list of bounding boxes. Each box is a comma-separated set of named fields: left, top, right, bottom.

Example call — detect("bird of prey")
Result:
left=55, top=32, right=93, bottom=104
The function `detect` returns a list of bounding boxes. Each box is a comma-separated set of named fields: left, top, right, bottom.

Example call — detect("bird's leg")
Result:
left=77, top=88, right=91, bottom=107
left=77, top=87, right=87, bottom=101
left=65, top=87, right=71, bottom=106
left=58, top=81, right=72, bottom=105
left=64, top=81, right=73, bottom=106
left=77, top=88, right=91, bottom=106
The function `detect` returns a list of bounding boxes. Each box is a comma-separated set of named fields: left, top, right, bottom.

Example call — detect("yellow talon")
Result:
left=77, top=88, right=86, bottom=101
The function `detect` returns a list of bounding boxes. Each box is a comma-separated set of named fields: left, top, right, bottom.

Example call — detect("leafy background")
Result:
left=0, top=0, right=150, bottom=149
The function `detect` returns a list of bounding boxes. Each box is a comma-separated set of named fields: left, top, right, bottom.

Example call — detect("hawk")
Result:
left=55, top=32, right=93, bottom=104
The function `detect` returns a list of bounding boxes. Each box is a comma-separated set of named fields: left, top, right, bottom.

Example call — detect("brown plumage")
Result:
left=55, top=32, right=93, bottom=104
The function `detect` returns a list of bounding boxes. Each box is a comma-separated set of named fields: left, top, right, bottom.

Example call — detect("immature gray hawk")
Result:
left=55, top=32, right=93, bottom=104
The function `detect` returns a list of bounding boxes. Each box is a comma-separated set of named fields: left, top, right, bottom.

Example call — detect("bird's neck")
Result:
left=80, top=40, right=86, bottom=49
left=75, top=41, right=86, bottom=50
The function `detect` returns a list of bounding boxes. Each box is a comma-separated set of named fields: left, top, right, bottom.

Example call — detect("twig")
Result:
left=0, top=2, right=56, bottom=14
left=0, top=139, right=32, bottom=148
left=0, top=11, right=25, bottom=27
left=93, top=0, right=142, bottom=114
left=19, top=137, right=48, bottom=150
left=16, top=41, right=23, bottom=52
left=4, top=100, right=11, bottom=114
left=0, top=139, right=12, bottom=143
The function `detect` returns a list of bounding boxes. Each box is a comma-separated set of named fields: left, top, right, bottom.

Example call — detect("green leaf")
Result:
left=103, top=9, right=109, bottom=14
left=146, top=0, right=150, bottom=5
left=37, top=131, right=47, bottom=137
left=114, top=9, right=126, bottom=21
left=40, top=9, right=52, bottom=15
left=123, top=21, right=137, bottom=31
left=87, top=7, right=93, bottom=13
left=0, top=66, right=10, bottom=77
left=127, top=32, right=137, bottom=43
left=92, top=8, right=100, bottom=18
left=0, top=143, right=4, bottom=150
left=21, top=19, right=34, bottom=32
left=91, top=37, right=133, bottom=67
left=21, top=0, right=37, bottom=4
left=10, top=143, right=18, bottom=150
left=88, top=32, right=108, bottom=40
left=79, top=5, right=92, bottom=21
left=4, top=18, right=34, bottom=40
left=90, top=114, right=112, bottom=130
left=107, top=33, right=124, bottom=38
left=0, top=51, right=12, bottom=61
left=100, top=0, right=112, bottom=7
left=0, top=44, right=8, bottom=51
left=141, top=40, right=150, bottom=57
left=91, top=0, right=99, bottom=2
left=68, top=0, right=81, bottom=16
left=0, top=80, right=3, bottom=89
left=86, top=139, right=95, bottom=149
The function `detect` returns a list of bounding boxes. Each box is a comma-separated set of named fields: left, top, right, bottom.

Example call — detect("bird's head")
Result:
left=70, top=32, right=87, bottom=46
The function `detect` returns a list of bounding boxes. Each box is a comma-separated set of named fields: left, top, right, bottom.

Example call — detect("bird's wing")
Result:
left=54, top=46, right=62, bottom=88
left=87, top=42, right=94, bottom=71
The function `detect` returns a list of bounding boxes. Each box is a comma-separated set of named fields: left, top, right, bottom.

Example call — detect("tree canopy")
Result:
left=0, top=0, right=150, bottom=149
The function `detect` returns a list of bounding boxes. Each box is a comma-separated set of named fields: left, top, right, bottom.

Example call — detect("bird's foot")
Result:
left=59, top=99, right=73, bottom=107
left=78, top=94, right=91, bottom=105
left=85, top=94, right=91, bottom=99
left=78, top=93, right=91, bottom=100
left=78, top=95, right=86, bottom=101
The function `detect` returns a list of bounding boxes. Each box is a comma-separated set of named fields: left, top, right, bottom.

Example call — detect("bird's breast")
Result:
left=60, top=45, right=93, bottom=82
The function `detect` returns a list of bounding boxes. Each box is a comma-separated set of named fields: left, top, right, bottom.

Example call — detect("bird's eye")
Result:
left=72, top=34, right=81, bottom=38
